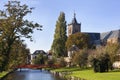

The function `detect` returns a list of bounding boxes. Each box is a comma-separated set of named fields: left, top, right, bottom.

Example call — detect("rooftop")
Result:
left=101, top=29, right=120, bottom=41
left=32, top=50, right=46, bottom=55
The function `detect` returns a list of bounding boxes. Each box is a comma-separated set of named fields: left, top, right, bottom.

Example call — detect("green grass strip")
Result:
left=0, top=71, right=9, bottom=78
left=52, top=67, right=120, bottom=80
left=70, top=69, right=120, bottom=80
left=52, top=67, right=81, bottom=72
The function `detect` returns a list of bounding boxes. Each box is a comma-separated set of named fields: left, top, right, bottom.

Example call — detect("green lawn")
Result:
left=0, top=71, right=9, bottom=78
left=52, top=67, right=120, bottom=80
left=70, top=69, right=120, bottom=80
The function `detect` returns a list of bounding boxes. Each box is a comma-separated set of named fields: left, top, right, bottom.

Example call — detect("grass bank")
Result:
left=0, top=71, right=9, bottom=79
left=52, top=67, right=120, bottom=80
left=52, top=67, right=81, bottom=72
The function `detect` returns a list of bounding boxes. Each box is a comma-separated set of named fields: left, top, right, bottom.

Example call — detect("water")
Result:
left=3, top=69, right=65, bottom=80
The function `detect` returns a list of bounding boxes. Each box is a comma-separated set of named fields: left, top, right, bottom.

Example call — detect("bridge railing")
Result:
left=17, top=64, right=61, bottom=69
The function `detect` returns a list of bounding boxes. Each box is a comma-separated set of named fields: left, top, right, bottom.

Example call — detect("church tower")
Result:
left=68, top=13, right=81, bottom=36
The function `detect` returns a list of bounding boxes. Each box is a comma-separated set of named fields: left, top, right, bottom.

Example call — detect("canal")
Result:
left=2, top=69, right=65, bottom=80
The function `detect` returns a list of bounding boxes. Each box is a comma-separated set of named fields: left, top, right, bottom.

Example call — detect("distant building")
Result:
left=113, top=61, right=120, bottom=69
left=68, top=45, right=79, bottom=58
left=67, top=13, right=120, bottom=58
left=31, top=50, right=47, bottom=64
left=46, top=50, right=53, bottom=60
left=68, top=13, right=101, bottom=49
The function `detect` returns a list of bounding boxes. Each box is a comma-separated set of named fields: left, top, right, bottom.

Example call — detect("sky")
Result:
left=0, top=0, right=120, bottom=53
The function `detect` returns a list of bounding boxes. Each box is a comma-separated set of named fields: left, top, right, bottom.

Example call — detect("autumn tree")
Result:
left=51, top=12, right=67, bottom=57
left=66, top=32, right=89, bottom=50
left=0, top=1, right=42, bottom=71
left=72, top=49, right=88, bottom=68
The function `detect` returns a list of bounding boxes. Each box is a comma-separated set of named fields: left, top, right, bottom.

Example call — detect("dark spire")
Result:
left=72, top=12, right=77, bottom=24
left=74, top=12, right=76, bottom=19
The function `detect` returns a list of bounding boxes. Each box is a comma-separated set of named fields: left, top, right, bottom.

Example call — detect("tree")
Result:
left=66, top=32, right=89, bottom=50
left=51, top=12, right=67, bottom=57
left=32, top=54, right=47, bottom=65
left=88, top=47, right=111, bottom=72
left=71, top=49, right=88, bottom=68
left=47, top=57, right=57, bottom=67
left=58, top=57, right=66, bottom=67
left=0, top=1, right=42, bottom=71
left=105, top=43, right=120, bottom=64
left=8, top=40, right=30, bottom=69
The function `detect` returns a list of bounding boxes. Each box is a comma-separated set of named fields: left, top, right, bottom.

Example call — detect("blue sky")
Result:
left=1, top=0, right=120, bottom=53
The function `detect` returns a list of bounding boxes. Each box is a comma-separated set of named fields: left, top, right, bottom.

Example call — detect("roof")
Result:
left=83, top=32, right=100, bottom=44
left=87, top=33, right=100, bottom=45
left=72, top=17, right=77, bottom=24
left=101, top=29, right=120, bottom=41
left=69, top=45, right=79, bottom=51
left=86, top=33, right=100, bottom=41
left=101, top=31, right=113, bottom=41
left=68, top=13, right=81, bottom=25
left=32, top=50, right=46, bottom=55
left=109, top=30, right=120, bottom=38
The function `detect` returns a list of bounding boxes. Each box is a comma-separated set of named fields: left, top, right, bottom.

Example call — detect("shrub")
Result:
left=71, top=49, right=88, bottom=68
left=88, top=48, right=111, bottom=72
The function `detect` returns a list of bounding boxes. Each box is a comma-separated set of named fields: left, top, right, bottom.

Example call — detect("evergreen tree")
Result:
left=51, top=12, right=67, bottom=57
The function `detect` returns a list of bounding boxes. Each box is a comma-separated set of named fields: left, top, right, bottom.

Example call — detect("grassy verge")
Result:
left=0, top=71, right=9, bottom=79
left=52, top=67, right=81, bottom=72
left=52, top=67, right=120, bottom=80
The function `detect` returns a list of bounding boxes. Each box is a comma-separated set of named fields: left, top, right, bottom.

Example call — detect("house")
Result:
left=113, top=61, right=120, bottom=69
left=46, top=50, right=53, bottom=60
left=68, top=45, right=79, bottom=58
left=65, top=45, right=79, bottom=66
left=31, top=50, right=47, bottom=64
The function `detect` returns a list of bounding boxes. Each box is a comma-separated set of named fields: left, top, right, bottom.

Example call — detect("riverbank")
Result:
left=0, top=69, right=16, bottom=80
left=0, top=71, right=9, bottom=80
left=51, top=67, right=81, bottom=80
left=51, top=67, right=120, bottom=80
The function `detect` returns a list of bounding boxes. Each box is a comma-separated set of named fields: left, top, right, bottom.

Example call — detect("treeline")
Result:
left=0, top=40, right=30, bottom=71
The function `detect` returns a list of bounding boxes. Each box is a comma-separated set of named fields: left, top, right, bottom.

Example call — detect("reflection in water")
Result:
left=3, top=69, right=65, bottom=80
